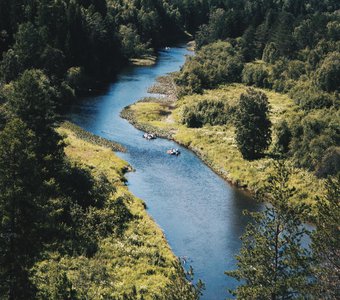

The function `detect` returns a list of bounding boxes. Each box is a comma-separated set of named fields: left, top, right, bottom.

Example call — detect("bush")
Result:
left=242, top=61, right=271, bottom=88
left=289, top=80, right=336, bottom=110
left=289, top=110, right=340, bottom=171
left=315, top=146, right=340, bottom=178
left=262, top=42, right=280, bottom=64
left=315, top=52, right=340, bottom=92
left=181, top=99, right=230, bottom=128
left=275, top=120, right=292, bottom=154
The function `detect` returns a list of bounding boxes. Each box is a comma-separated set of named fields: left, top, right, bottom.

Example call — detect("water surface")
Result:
left=67, top=45, right=262, bottom=299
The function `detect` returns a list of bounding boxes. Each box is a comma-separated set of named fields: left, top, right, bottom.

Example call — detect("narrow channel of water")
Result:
left=67, top=44, right=262, bottom=299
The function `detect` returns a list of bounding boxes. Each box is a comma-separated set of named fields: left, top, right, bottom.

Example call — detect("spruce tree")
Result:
left=312, top=174, right=340, bottom=299
left=235, top=88, right=272, bottom=159
left=6, top=69, right=64, bottom=178
left=0, top=119, right=44, bottom=299
left=226, top=161, right=314, bottom=299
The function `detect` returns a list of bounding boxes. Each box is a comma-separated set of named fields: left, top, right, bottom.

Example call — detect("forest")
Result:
left=0, top=0, right=339, bottom=299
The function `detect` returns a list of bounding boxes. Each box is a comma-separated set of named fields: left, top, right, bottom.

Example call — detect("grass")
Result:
left=130, top=55, right=157, bottom=66
left=33, top=124, right=185, bottom=299
left=122, top=81, right=325, bottom=210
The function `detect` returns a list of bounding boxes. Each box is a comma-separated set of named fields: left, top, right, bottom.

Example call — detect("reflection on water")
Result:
left=67, top=45, right=262, bottom=300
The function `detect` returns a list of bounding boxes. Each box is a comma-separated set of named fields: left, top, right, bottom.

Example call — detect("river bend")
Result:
left=67, top=45, right=262, bottom=299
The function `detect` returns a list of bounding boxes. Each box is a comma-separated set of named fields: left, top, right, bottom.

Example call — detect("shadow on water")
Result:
left=66, top=44, right=263, bottom=300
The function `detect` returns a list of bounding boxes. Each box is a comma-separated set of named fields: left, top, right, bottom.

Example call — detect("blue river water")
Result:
left=67, top=45, right=262, bottom=299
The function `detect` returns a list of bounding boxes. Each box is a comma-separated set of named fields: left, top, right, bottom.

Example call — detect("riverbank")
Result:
left=32, top=123, right=192, bottom=299
left=121, top=75, right=325, bottom=211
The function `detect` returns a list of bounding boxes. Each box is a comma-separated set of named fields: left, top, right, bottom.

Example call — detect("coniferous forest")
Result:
left=0, top=0, right=339, bottom=299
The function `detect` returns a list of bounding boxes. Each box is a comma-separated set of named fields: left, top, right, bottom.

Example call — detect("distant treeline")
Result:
left=176, top=0, right=340, bottom=177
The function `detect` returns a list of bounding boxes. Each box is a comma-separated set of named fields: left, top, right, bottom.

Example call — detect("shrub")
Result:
left=315, top=147, right=340, bottom=178
left=275, top=120, right=292, bottom=155
left=242, top=61, right=271, bottom=88
left=262, top=42, right=280, bottom=64
left=315, top=52, right=340, bottom=92
left=289, top=80, right=336, bottom=110
left=289, top=110, right=340, bottom=171
left=181, top=99, right=230, bottom=128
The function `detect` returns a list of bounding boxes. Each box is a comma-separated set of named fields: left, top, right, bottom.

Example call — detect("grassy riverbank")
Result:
left=121, top=78, right=325, bottom=209
left=32, top=123, right=188, bottom=299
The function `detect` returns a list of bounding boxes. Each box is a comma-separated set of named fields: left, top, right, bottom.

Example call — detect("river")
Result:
left=67, top=44, right=262, bottom=299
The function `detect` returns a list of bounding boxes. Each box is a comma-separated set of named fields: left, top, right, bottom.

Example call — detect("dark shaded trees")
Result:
left=235, top=89, right=272, bottom=159
left=0, top=119, right=44, bottom=299
left=315, top=52, right=340, bottom=92
left=5, top=69, right=64, bottom=177
left=176, top=41, right=244, bottom=95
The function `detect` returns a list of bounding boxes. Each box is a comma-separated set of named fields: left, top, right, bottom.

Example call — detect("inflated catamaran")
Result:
left=167, top=148, right=180, bottom=156
left=143, top=133, right=157, bottom=140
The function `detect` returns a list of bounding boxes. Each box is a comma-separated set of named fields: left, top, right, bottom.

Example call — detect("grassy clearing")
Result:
left=130, top=55, right=157, bottom=66
left=34, top=124, right=185, bottom=299
left=122, top=82, right=325, bottom=209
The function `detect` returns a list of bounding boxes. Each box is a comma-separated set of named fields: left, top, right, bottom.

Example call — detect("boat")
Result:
left=143, top=133, right=157, bottom=140
left=167, top=148, right=180, bottom=156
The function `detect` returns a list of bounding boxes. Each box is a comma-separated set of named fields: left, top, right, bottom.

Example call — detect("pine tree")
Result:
left=312, top=174, right=340, bottom=299
left=235, top=88, right=272, bottom=159
left=226, top=161, right=314, bottom=299
left=6, top=69, right=64, bottom=178
left=0, top=118, right=44, bottom=299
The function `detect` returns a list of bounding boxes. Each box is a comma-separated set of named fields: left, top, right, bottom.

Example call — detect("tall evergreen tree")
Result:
left=0, top=118, right=44, bottom=299
left=235, top=88, right=272, bottom=159
left=312, top=174, right=340, bottom=299
left=226, top=161, right=314, bottom=299
left=6, top=69, right=64, bottom=177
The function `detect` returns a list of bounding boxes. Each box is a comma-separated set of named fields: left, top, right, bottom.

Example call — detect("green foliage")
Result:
left=0, top=118, right=43, bottom=299
left=315, top=147, right=340, bottom=178
left=119, top=25, right=151, bottom=58
left=4, top=69, right=64, bottom=175
left=181, top=99, right=231, bottom=128
left=288, top=109, right=340, bottom=172
left=195, top=8, right=242, bottom=49
left=274, top=120, right=292, bottom=155
left=6, top=69, right=56, bottom=132
left=242, top=61, right=271, bottom=88
left=50, top=272, right=78, bottom=300
left=0, top=49, right=21, bottom=83
left=162, top=262, right=204, bottom=300
left=235, top=89, right=272, bottom=159
left=12, top=22, right=45, bottom=71
left=289, top=80, right=337, bottom=110
left=312, top=175, right=340, bottom=299
left=226, top=162, right=315, bottom=299
left=315, top=51, right=340, bottom=92
left=65, top=66, right=89, bottom=95
left=262, top=42, right=280, bottom=64
left=176, top=41, right=244, bottom=95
